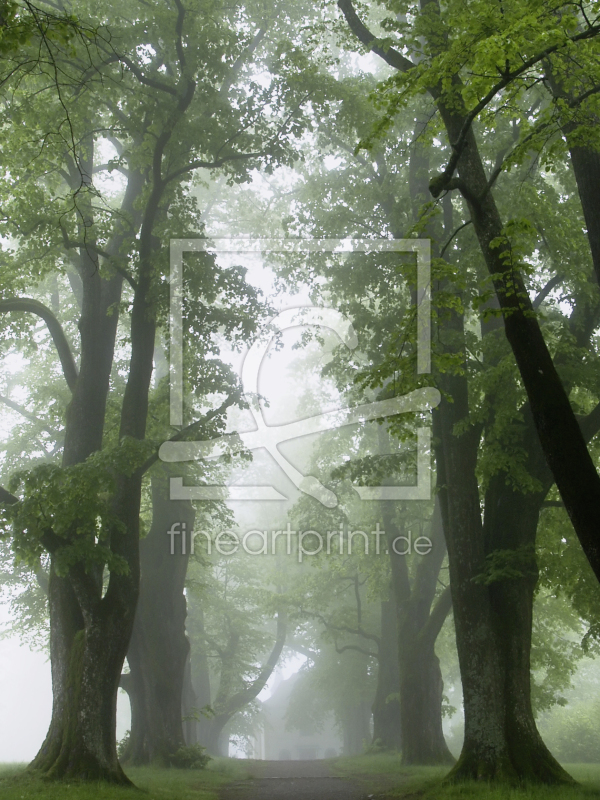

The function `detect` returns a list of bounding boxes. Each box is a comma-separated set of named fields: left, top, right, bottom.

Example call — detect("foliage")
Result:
left=540, top=699, right=600, bottom=764
left=116, top=730, right=130, bottom=762
left=167, top=744, right=211, bottom=770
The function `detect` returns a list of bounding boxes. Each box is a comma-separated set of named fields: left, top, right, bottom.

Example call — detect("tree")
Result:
left=337, top=0, right=600, bottom=584
left=0, top=0, right=308, bottom=780
left=186, top=540, right=289, bottom=756
left=119, top=471, right=196, bottom=766
left=335, top=0, right=600, bottom=781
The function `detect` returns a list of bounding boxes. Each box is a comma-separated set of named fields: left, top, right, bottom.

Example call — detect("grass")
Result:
left=0, top=757, right=250, bottom=800
left=1, top=757, right=600, bottom=799
left=332, top=755, right=600, bottom=799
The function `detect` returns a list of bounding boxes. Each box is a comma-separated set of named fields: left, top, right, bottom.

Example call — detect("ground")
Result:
left=1, top=757, right=600, bottom=799
left=220, top=759, right=368, bottom=800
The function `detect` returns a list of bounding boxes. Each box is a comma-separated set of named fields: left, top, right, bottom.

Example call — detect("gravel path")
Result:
left=220, top=760, right=372, bottom=800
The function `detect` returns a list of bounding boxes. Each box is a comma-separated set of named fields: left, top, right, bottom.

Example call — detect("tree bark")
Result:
left=189, top=605, right=213, bottom=747
left=386, top=500, right=454, bottom=766
left=371, top=599, right=402, bottom=750
left=30, top=139, right=152, bottom=783
left=432, top=307, right=570, bottom=782
left=122, top=473, right=195, bottom=765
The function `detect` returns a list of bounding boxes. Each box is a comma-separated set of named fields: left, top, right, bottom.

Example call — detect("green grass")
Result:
left=2, top=757, right=600, bottom=799
left=332, top=755, right=600, bottom=799
left=0, top=758, right=250, bottom=800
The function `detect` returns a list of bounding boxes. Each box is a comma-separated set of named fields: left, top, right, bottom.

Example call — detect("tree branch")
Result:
left=0, top=298, right=78, bottom=391
left=579, top=401, right=600, bottom=443
left=285, top=642, right=318, bottom=661
left=419, top=585, right=452, bottom=649
left=60, top=225, right=138, bottom=290
left=307, top=610, right=381, bottom=648
left=337, top=0, right=415, bottom=73
left=0, top=486, right=18, bottom=505
left=429, top=26, right=600, bottom=195
left=137, top=392, right=240, bottom=476
left=220, top=25, right=269, bottom=97
left=222, top=608, right=287, bottom=715
left=163, top=151, right=265, bottom=186
left=113, top=53, right=178, bottom=96
left=532, top=274, right=564, bottom=310
left=335, top=642, right=378, bottom=658
left=0, top=394, right=57, bottom=434
left=440, top=219, right=472, bottom=258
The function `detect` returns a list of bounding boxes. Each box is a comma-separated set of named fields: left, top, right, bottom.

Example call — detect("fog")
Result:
left=2, top=1, right=600, bottom=797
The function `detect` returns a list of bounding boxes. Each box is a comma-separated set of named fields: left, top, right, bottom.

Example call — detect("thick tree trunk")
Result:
left=32, top=591, right=134, bottom=781
left=30, top=471, right=140, bottom=784
left=433, top=97, right=600, bottom=586
left=433, top=321, right=570, bottom=782
left=28, top=146, right=148, bottom=783
left=371, top=599, right=402, bottom=750
left=29, top=276, right=133, bottom=781
left=204, top=715, right=230, bottom=757
left=385, top=500, right=454, bottom=766
left=123, top=474, right=195, bottom=765
left=399, top=636, right=450, bottom=764
left=337, top=3, right=596, bottom=780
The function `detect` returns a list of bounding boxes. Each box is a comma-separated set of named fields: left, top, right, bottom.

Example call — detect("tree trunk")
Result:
left=385, top=500, right=454, bottom=766
left=190, top=606, right=213, bottom=747
left=29, top=275, right=134, bottom=781
left=28, top=145, right=148, bottom=783
left=341, top=697, right=372, bottom=756
left=433, top=327, right=570, bottom=782
left=399, top=635, right=450, bottom=765
left=30, top=471, right=140, bottom=784
left=203, top=610, right=287, bottom=756
left=122, top=473, right=195, bottom=765
left=371, top=599, right=402, bottom=750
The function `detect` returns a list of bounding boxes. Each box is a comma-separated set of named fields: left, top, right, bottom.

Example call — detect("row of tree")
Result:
left=1, top=0, right=600, bottom=787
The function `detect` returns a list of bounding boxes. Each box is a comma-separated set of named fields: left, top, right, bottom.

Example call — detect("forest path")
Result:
left=219, top=759, right=374, bottom=800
